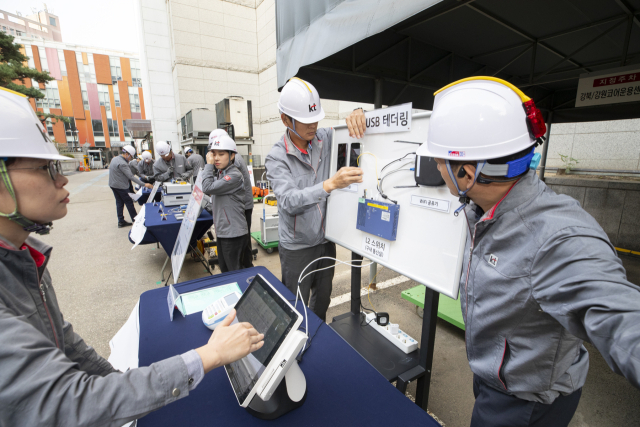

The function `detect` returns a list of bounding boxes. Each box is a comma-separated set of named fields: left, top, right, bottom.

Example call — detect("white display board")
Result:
left=325, top=112, right=466, bottom=298
left=171, top=172, right=205, bottom=284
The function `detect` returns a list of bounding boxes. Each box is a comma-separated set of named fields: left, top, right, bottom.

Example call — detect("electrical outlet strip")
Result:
left=364, top=312, right=418, bottom=354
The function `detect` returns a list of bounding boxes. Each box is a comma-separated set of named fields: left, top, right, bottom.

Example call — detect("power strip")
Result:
left=364, top=312, right=418, bottom=354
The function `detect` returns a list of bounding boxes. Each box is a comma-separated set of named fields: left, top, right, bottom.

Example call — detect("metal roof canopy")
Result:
left=124, top=119, right=153, bottom=139
left=278, top=0, right=640, bottom=124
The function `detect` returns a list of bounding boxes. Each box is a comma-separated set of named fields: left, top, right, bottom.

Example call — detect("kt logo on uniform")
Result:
left=309, top=103, right=317, bottom=112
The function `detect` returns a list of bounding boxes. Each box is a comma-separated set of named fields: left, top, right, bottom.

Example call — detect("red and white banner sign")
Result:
left=576, top=66, right=640, bottom=108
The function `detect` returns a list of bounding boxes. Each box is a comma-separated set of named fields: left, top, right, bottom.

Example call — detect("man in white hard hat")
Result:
left=109, top=145, right=153, bottom=228
left=0, top=86, right=265, bottom=426
left=354, top=76, right=640, bottom=426
left=138, top=151, right=155, bottom=183
left=201, top=133, right=249, bottom=272
left=265, top=77, right=364, bottom=322
left=129, top=153, right=141, bottom=177
left=210, top=129, right=255, bottom=268
left=153, top=141, right=193, bottom=183
left=185, top=147, right=205, bottom=180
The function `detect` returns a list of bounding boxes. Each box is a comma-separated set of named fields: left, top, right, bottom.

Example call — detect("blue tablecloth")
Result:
left=137, top=267, right=440, bottom=427
left=137, top=187, right=163, bottom=205
left=129, top=202, right=213, bottom=256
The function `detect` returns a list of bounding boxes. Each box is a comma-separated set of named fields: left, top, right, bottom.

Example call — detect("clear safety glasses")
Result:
left=10, top=160, right=63, bottom=181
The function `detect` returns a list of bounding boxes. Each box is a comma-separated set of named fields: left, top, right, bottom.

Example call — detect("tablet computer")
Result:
left=224, top=274, right=303, bottom=407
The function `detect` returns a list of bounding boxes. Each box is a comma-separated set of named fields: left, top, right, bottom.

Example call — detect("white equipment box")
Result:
left=260, top=195, right=279, bottom=244
left=164, top=182, right=192, bottom=194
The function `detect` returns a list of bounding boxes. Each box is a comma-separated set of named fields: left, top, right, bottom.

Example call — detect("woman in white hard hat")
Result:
left=109, top=145, right=153, bottom=228
left=138, top=150, right=155, bottom=183
left=153, top=141, right=193, bottom=183
left=355, top=76, right=640, bottom=427
left=201, top=132, right=249, bottom=272
left=210, top=128, right=255, bottom=268
left=264, top=77, right=364, bottom=322
left=0, top=86, right=264, bottom=426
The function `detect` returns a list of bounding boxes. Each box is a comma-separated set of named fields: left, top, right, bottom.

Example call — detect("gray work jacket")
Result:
left=265, top=129, right=332, bottom=250
left=153, top=154, right=193, bottom=182
left=201, top=163, right=248, bottom=238
left=187, top=154, right=205, bottom=179
left=138, top=159, right=155, bottom=178
left=0, top=236, right=192, bottom=426
left=109, top=155, right=143, bottom=189
left=234, top=154, right=254, bottom=210
left=461, top=170, right=640, bottom=403
left=129, top=159, right=140, bottom=176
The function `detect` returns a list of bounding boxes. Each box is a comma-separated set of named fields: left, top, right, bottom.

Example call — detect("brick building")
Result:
left=2, top=8, right=147, bottom=160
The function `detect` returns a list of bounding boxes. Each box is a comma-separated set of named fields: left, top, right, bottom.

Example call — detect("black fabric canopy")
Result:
left=280, top=0, right=640, bottom=124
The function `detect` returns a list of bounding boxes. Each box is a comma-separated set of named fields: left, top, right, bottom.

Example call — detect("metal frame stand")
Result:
left=346, top=251, right=439, bottom=410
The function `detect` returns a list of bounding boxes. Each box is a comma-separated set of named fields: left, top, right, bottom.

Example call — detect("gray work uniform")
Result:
left=109, top=155, right=143, bottom=188
left=138, top=159, right=155, bottom=178
left=129, top=159, right=140, bottom=176
left=153, top=154, right=193, bottom=182
left=187, top=153, right=205, bottom=179
left=201, top=163, right=248, bottom=272
left=461, top=170, right=640, bottom=404
left=265, top=129, right=336, bottom=321
left=234, top=154, right=254, bottom=210
left=0, top=236, right=194, bottom=426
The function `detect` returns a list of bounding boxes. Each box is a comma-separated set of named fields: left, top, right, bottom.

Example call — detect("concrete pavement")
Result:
left=39, top=169, right=639, bottom=426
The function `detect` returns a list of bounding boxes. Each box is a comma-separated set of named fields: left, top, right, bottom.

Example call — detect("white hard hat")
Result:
left=278, top=77, right=325, bottom=124
left=209, top=128, right=228, bottom=140
left=156, top=141, right=172, bottom=156
left=122, top=145, right=136, bottom=157
left=0, top=87, right=68, bottom=161
left=141, top=151, right=152, bottom=161
left=417, top=77, right=546, bottom=161
left=208, top=133, right=237, bottom=153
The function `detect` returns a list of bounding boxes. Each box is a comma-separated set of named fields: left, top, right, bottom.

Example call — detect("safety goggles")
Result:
left=10, top=160, right=63, bottom=181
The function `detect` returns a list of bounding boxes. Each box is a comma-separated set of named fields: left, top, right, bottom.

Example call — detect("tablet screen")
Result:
left=225, top=275, right=299, bottom=405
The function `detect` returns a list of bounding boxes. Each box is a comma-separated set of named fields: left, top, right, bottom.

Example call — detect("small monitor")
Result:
left=224, top=274, right=302, bottom=407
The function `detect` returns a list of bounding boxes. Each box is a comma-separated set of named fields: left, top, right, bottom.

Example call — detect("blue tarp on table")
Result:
left=137, top=267, right=441, bottom=427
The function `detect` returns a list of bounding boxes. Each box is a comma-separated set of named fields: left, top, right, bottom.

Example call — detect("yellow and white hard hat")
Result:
left=278, top=77, right=325, bottom=124
left=417, top=77, right=546, bottom=161
left=0, top=87, right=69, bottom=161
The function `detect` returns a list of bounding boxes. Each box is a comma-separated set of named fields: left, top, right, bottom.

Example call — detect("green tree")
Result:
left=0, top=32, right=68, bottom=126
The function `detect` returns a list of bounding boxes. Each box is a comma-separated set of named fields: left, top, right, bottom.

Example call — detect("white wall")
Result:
left=134, top=0, right=180, bottom=155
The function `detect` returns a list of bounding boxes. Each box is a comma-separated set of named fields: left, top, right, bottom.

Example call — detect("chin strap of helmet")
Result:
left=0, top=159, right=52, bottom=235
left=445, top=160, right=486, bottom=217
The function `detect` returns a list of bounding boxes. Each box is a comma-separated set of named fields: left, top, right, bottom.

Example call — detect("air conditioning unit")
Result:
left=216, top=97, right=253, bottom=139
left=182, top=108, right=216, bottom=140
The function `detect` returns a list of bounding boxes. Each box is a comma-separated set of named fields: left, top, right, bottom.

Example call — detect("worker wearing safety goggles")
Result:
left=0, top=86, right=264, bottom=426
left=352, top=77, right=640, bottom=427
left=265, top=78, right=364, bottom=322
left=109, top=145, right=153, bottom=228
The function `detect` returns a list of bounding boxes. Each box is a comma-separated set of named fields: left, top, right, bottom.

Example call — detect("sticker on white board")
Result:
left=411, top=195, right=450, bottom=213
left=337, top=183, right=358, bottom=193
left=362, top=235, right=390, bottom=261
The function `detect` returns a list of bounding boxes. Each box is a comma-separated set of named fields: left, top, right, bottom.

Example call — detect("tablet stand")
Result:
left=246, top=360, right=307, bottom=420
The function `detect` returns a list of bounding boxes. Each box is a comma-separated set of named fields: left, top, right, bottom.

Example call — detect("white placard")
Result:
left=362, top=235, right=390, bottom=261
left=410, top=195, right=450, bottom=213
left=576, top=65, right=640, bottom=107
left=167, top=284, right=185, bottom=321
left=130, top=205, right=147, bottom=249
left=247, top=165, right=256, bottom=187
left=128, top=187, right=143, bottom=201
left=170, top=172, right=205, bottom=284
left=147, top=180, right=161, bottom=204
left=364, top=103, right=412, bottom=134
left=337, top=183, right=358, bottom=193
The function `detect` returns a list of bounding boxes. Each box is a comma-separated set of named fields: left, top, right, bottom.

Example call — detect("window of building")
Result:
left=49, top=16, right=56, bottom=26
left=128, top=87, right=141, bottom=113
left=24, top=45, right=35, bottom=68
left=64, top=118, right=77, bottom=143
left=97, top=84, right=111, bottom=112
left=35, top=84, right=61, bottom=109
left=9, top=28, right=14, bottom=35
left=41, top=27, right=47, bottom=33
left=113, top=83, right=121, bottom=107
left=16, top=30, right=23, bottom=36
left=109, top=57, right=122, bottom=85
left=108, top=119, right=119, bottom=139
left=8, top=16, right=25, bottom=25
left=87, top=54, right=96, bottom=83
left=38, top=46, right=49, bottom=71
left=130, top=59, right=142, bottom=87
left=58, top=49, right=66, bottom=75
left=80, top=82, right=89, bottom=109
left=28, top=22, right=42, bottom=31
left=45, top=118, right=54, bottom=138
left=92, top=119, right=104, bottom=137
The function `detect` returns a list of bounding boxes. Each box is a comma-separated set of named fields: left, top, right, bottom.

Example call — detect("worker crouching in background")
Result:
left=201, top=132, right=249, bottom=273
left=138, top=151, right=155, bottom=183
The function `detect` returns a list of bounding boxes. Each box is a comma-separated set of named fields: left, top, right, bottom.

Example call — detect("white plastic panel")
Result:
left=325, top=112, right=466, bottom=298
